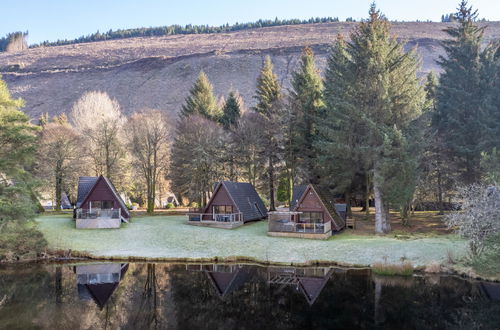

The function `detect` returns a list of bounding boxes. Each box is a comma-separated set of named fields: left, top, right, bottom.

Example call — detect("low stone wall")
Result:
left=76, top=218, right=121, bottom=229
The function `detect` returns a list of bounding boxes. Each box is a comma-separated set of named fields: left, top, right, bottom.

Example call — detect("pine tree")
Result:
left=253, top=56, right=281, bottom=116
left=180, top=71, right=221, bottom=121
left=289, top=46, right=324, bottom=184
left=433, top=1, right=489, bottom=184
left=220, top=90, right=242, bottom=130
left=317, top=36, right=365, bottom=217
left=318, top=5, right=424, bottom=233
left=479, top=41, right=500, bottom=158
left=420, top=72, right=455, bottom=214
left=253, top=56, right=282, bottom=211
left=0, top=76, right=39, bottom=224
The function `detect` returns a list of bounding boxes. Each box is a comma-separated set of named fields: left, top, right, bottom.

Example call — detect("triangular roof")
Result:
left=481, top=282, right=500, bottom=301
left=297, top=269, right=333, bottom=306
left=205, top=267, right=252, bottom=299
left=204, top=181, right=267, bottom=221
left=76, top=176, right=98, bottom=207
left=76, top=175, right=130, bottom=218
left=77, top=264, right=129, bottom=309
left=291, top=184, right=346, bottom=230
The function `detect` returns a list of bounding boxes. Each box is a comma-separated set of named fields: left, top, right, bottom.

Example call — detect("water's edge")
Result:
left=4, top=249, right=499, bottom=283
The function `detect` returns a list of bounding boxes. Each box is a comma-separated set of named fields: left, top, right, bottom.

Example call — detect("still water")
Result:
left=0, top=262, right=499, bottom=329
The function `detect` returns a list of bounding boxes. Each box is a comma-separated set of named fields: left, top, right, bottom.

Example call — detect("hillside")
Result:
left=1, top=21, right=500, bottom=119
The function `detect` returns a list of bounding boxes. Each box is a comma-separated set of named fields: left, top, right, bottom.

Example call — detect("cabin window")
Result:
left=90, top=200, right=114, bottom=209
left=213, top=205, right=233, bottom=214
left=300, top=212, right=323, bottom=223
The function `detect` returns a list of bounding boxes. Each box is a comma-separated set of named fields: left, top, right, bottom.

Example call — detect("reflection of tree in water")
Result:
left=372, top=274, right=500, bottom=329
left=0, top=263, right=499, bottom=329
left=127, top=263, right=161, bottom=329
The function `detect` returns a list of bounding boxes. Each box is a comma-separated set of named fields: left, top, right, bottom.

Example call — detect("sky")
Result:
left=1, top=0, right=499, bottom=45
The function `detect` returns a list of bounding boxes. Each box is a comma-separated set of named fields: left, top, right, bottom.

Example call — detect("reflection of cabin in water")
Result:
left=74, top=176, right=130, bottom=229
left=268, top=267, right=333, bottom=305
left=187, top=181, right=267, bottom=229
left=185, top=264, right=252, bottom=299
left=481, top=282, right=500, bottom=301
left=75, top=263, right=129, bottom=309
left=268, top=184, right=346, bottom=239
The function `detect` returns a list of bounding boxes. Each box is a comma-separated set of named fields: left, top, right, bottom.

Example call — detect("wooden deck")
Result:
left=186, top=219, right=244, bottom=229
left=186, top=212, right=244, bottom=229
left=267, top=231, right=331, bottom=240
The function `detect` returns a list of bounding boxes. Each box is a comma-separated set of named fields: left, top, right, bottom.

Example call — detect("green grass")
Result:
left=35, top=215, right=467, bottom=267
left=372, top=261, right=414, bottom=276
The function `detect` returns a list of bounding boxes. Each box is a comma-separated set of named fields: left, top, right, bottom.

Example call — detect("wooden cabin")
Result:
left=186, top=264, right=253, bottom=299
left=268, top=184, right=346, bottom=239
left=75, top=263, right=129, bottom=309
left=187, top=181, right=267, bottom=229
left=74, top=176, right=130, bottom=229
left=268, top=266, right=333, bottom=306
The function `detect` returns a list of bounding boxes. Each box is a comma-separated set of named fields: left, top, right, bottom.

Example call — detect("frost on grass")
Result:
left=36, top=215, right=467, bottom=267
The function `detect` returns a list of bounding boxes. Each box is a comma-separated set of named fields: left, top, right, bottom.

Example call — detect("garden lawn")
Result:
left=35, top=215, right=467, bottom=267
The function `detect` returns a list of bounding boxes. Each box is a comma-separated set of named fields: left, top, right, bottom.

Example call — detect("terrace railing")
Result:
left=76, top=208, right=121, bottom=220
left=187, top=212, right=243, bottom=223
left=268, top=218, right=331, bottom=234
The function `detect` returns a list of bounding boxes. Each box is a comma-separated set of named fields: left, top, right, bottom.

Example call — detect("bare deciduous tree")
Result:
left=445, top=184, right=500, bottom=256
left=70, top=91, right=126, bottom=184
left=232, top=112, right=265, bottom=187
left=127, top=109, right=171, bottom=213
left=37, top=122, right=82, bottom=210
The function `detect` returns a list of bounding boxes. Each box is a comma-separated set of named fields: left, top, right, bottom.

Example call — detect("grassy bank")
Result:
left=0, top=222, right=47, bottom=261
left=35, top=215, right=467, bottom=269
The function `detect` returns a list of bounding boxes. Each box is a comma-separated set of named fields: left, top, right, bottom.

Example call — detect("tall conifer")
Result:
left=181, top=71, right=221, bottom=121
left=318, top=5, right=424, bottom=233
left=289, top=46, right=324, bottom=183
left=433, top=1, right=489, bottom=184
left=253, top=56, right=282, bottom=211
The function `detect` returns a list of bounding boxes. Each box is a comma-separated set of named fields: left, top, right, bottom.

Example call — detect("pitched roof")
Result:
left=297, top=268, right=333, bottom=306
left=290, top=185, right=307, bottom=210
left=206, top=267, right=252, bottom=299
left=102, top=176, right=130, bottom=218
left=206, top=181, right=267, bottom=221
left=291, top=184, right=346, bottom=230
left=76, top=176, right=98, bottom=208
left=76, top=264, right=129, bottom=309
left=76, top=176, right=130, bottom=218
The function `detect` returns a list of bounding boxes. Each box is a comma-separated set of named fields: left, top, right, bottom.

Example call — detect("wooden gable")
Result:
left=294, top=186, right=334, bottom=224
left=80, top=176, right=130, bottom=219
left=204, top=183, right=239, bottom=213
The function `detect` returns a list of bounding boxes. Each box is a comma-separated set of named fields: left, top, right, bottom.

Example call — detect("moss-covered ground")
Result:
left=35, top=215, right=467, bottom=267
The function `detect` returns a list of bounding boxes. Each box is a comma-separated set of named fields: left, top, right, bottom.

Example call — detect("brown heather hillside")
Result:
left=1, top=21, right=500, bottom=119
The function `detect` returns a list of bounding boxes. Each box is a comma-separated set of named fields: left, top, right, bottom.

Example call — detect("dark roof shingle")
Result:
left=291, top=184, right=346, bottom=230
left=208, top=181, right=267, bottom=222
left=76, top=176, right=98, bottom=207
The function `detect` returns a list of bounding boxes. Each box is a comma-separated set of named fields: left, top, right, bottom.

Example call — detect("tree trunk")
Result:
left=268, top=156, right=276, bottom=211
left=55, top=171, right=62, bottom=211
left=365, top=173, right=371, bottom=220
left=374, top=277, right=383, bottom=325
left=345, top=190, right=352, bottom=218
left=436, top=169, right=444, bottom=215
left=55, top=266, right=62, bottom=304
left=373, top=168, right=391, bottom=234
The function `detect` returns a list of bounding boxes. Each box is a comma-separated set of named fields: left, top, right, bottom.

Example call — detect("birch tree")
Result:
left=70, top=91, right=126, bottom=184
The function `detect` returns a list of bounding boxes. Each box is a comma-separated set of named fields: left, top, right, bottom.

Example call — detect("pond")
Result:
left=0, top=262, right=499, bottom=329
